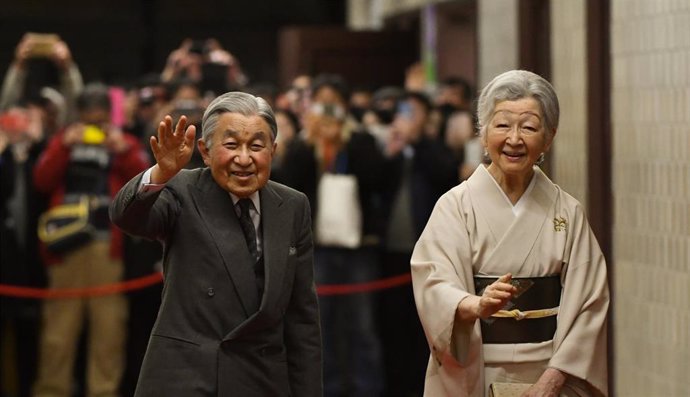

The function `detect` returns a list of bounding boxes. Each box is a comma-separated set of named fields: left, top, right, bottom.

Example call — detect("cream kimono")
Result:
left=411, top=165, right=609, bottom=396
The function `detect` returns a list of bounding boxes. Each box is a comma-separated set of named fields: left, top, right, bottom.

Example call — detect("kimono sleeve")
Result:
left=550, top=202, right=609, bottom=396
left=411, top=188, right=480, bottom=366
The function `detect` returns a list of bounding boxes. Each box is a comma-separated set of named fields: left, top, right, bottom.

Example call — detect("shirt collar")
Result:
left=230, top=191, right=261, bottom=214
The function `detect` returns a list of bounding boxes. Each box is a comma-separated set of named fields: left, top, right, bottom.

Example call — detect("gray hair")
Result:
left=476, top=70, right=559, bottom=139
left=201, top=91, right=277, bottom=148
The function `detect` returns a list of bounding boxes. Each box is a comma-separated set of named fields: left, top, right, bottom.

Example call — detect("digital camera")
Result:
left=82, top=125, right=106, bottom=145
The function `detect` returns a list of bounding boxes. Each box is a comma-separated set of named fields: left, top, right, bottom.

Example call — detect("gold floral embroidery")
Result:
left=553, top=217, right=567, bottom=232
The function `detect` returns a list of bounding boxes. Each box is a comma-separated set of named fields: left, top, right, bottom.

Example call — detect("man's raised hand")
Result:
left=150, top=115, right=197, bottom=184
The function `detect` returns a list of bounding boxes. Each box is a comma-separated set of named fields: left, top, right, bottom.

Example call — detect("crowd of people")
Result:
left=0, top=34, right=480, bottom=397
left=1, top=32, right=609, bottom=397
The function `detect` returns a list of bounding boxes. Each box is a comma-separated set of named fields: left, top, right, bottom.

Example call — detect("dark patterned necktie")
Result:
left=237, top=199, right=259, bottom=262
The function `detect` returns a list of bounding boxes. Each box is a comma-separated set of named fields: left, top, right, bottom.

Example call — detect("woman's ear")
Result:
left=544, top=128, right=557, bottom=152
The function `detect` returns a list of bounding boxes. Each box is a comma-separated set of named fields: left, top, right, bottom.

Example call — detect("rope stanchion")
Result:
left=0, top=271, right=413, bottom=299
left=0, top=272, right=164, bottom=299
left=316, top=273, right=412, bottom=296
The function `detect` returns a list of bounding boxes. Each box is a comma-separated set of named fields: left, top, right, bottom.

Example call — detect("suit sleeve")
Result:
left=109, top=170, right=179, bottom=241
left=284, top=193, right=322, bottom=397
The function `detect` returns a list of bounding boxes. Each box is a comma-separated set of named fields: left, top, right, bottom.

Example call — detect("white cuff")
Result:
left=139, top=167, right=165, bottom=193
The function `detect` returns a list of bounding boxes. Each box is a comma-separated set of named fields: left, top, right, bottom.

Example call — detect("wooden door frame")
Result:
left=586, top=1, right=613, bottom=395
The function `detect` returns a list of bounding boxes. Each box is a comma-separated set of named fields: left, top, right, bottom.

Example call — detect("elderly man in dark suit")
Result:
left=110, top=91, right=322, bottom=396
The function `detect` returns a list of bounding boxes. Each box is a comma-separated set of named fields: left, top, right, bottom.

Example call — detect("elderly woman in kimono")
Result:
left=411, top=70, right=609, bottom=397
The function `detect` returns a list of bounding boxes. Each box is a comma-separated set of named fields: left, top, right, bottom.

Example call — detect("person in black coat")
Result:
left=378, top=91, right=461, bottom=396
left=0, top=104, right=48, bottom=397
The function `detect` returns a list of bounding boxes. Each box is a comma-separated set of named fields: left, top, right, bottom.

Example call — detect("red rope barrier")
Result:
left=0, top=272, right=164, bottom=299
left=316, top=273, right=412, bottom=296
left=0, top=272, right=413, bottom=299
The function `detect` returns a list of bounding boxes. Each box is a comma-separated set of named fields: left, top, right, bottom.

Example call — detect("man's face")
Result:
left=198, top=112, right=276, bottom=198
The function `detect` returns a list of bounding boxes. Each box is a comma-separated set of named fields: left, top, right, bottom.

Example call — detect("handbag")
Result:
left=38, top=195, right=95, bottom=253
left=314, top=172, right=362, bottom=248
left=489, top=382, right=532, bottom=397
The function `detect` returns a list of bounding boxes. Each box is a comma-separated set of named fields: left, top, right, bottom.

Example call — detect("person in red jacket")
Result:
left=32, top=83, right=150, bottom=397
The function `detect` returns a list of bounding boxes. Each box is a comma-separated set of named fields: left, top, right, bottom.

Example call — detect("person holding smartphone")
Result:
left=0, top=33, right=83, bottom=125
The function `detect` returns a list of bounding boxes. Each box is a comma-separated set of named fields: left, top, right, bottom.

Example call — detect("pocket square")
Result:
left=288, top=246, right=297, bottom=255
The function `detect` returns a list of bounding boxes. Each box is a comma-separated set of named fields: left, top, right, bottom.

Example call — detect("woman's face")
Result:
left=483, top=97, right=554, bottom=179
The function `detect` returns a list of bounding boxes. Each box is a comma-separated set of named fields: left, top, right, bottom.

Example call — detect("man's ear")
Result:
left=271, top=141, right=277, bottom=156
left=197, top=138, right=211, bottom=166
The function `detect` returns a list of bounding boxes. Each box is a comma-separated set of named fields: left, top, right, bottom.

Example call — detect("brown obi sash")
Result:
left=474, top=275, right=561, bottom=344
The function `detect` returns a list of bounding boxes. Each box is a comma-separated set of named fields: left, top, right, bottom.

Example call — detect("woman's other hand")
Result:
left=457, top=273, right=517, bottom=322
left=521, top=368, right=567, bottom=397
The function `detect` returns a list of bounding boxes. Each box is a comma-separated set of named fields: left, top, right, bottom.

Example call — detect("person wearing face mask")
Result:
left=348, top=86, right=373, bottom=125
left=360, top=86, right=404, bottom=150
left=31, top=83, right=150, bottom=397
left=411, top=70, right=609, bottom=397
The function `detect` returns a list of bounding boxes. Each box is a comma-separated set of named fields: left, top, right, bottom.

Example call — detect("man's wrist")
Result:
left=150, top=164, right=176, bottom=184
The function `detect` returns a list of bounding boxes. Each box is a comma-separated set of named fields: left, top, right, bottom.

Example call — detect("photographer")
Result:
left=31, top=83, right=149, bottom=397
left=147, top=78, right=206, bottom=169
left=0, top=33, right=83, bottom=123
left=160, top=38, right=248, bottom=95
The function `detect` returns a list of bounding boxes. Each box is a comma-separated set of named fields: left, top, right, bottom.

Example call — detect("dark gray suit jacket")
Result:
left=110, top=168, right=322, bottom=397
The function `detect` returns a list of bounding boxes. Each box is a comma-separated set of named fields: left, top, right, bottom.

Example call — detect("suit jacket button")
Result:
left=207, top=287, right=215, bottom=297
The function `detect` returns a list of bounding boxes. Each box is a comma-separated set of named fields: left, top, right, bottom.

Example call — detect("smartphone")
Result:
left=26, top=33, right=60, bottom=58
left=397, top=101, right=413, bottom=119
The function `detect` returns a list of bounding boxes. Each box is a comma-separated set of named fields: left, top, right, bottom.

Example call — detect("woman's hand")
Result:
left=521, top=368, right=567, bottom=397
left=149, top=115, right=196, bottom=184
left=457, top=273, right=517, bottom=322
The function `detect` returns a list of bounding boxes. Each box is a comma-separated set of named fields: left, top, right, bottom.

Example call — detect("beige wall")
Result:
left=549, top=0, right=588, bottom=207
left=477, top=0, right=518, bottom=87
left=347, top=0, right=458, bottom=30
left=611, top=0, right=690, bottom=395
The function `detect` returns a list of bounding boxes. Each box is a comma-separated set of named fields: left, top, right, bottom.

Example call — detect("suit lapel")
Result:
left=259, top=182, right=290, bottom=310
left=189, top=171, right=260, bottom=316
